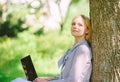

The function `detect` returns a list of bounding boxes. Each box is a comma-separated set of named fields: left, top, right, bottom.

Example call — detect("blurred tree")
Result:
left=38, top=0, right=72, bottom=31
left=0, top=13, right=28, bottom=37
left=0, top=1, right=29, bottom=37
left=90, top=0, right=120, bottom=82
left=16, top=0, right=72, bottom=31
left=0, top=0, right=87, bottom=33
left=71, top=0, right=79, bottom=4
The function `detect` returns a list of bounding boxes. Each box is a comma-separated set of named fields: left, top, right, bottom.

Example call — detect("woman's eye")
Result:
left=72, top=23, right=75, bottom=26
left=78, top=23, right=81, bottom=26
left=78, top=23, right=82, bottom=26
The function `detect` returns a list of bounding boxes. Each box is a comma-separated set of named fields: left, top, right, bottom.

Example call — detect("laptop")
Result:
left=21, top=55, right=38, bottom=81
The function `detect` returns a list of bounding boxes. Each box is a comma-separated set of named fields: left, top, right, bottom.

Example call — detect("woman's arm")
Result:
left=49, top=45, right=92, bottom=82
left=34, top=45, right=92, bottom=82
left=67, top=45, right=92, bottom=82
left=34, top=77, right=56, bottom=82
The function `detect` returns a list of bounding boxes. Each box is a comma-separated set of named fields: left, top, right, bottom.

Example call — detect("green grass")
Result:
left=0, top=0, right=89, bottom=82
left=0, top=29, right=73, bottom=82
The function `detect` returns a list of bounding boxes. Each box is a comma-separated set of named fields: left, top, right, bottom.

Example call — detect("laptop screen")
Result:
left=21, top=55, right=38, bottom=81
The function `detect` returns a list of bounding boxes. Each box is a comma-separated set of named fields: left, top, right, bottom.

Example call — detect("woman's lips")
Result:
left=72, top=29, right=79, bottom=32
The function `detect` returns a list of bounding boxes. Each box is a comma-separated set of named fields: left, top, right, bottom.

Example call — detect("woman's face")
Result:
left=71, top=16, right=88, bottom=38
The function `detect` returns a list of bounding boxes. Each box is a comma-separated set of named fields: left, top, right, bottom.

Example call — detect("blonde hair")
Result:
left=73, top=15, right=92, bottom=42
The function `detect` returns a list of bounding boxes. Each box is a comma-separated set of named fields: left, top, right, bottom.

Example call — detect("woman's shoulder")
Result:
left=71, top=39, right=91, bottom=53
left=79, top=40, right=91, bottom=49
left=77, top=40, right=92, bottom=55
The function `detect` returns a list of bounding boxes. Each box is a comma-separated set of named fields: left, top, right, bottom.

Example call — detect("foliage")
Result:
left=0, top=28, right=73, bottom=82
left=71, top=0, right=80, bottom=4
left=0, top=14, right=28, bottom=37
left=0, top=0, right=89, bottom=82
left=34, top=27, right=44, bottom=36
left=0, top=4, right=29, bottom=37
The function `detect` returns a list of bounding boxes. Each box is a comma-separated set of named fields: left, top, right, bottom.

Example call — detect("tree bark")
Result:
left=90, top=0, right=120, bottom=82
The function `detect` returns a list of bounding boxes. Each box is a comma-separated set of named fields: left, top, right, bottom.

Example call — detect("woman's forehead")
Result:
left=72, top=16, right=84, bottom=23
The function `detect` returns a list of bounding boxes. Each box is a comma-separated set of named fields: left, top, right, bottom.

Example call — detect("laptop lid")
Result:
left=21, top=55, right=38, bottom=81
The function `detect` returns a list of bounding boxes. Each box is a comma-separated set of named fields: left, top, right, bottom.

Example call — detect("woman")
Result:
left=34, top=14, right=92, bottom=82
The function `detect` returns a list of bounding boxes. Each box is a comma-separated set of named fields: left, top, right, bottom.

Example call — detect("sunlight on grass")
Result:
left=0, top=0, right=89, bottom=82
left=0, top=29, right=73, bottom=82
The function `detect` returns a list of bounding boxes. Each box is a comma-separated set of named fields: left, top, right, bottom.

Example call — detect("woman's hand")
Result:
left=34, top=77, right=48, bottom=82
left=34, top=77, right=56, bottom=82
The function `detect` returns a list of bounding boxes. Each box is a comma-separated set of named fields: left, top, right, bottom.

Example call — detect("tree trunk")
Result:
left=90, top=0, right=120, bottom=82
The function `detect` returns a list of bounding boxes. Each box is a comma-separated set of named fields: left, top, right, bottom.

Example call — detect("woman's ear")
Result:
left=85, top=28, right=89, bottom=35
